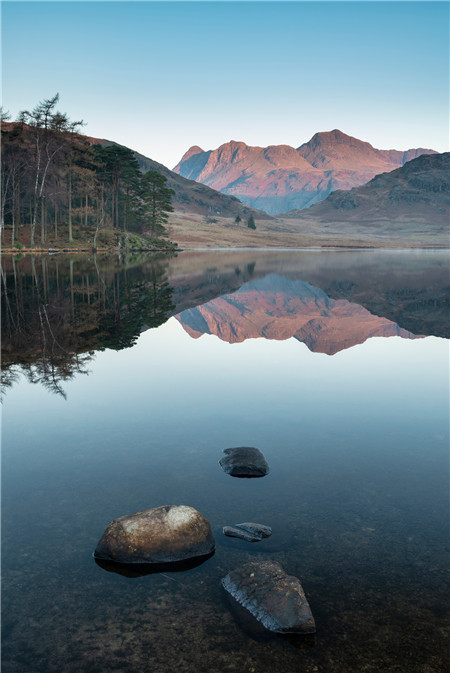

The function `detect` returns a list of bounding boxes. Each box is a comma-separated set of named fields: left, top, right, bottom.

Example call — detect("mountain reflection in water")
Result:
left=176, top=274, right=422, bottom=355
left=1, top=249, right=448, bottom=395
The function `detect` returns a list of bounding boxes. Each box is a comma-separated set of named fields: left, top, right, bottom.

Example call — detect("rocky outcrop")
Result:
left=222, top=561, right=316, bottom=634
left=173, top=130, right=436, bottom=215
left=219, top=447, right=270, bottom=478
left=94, top=505, right=215, bottom=564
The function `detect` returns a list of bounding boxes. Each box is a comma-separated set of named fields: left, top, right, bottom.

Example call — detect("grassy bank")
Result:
left=1, top=223, right=178, bottom=255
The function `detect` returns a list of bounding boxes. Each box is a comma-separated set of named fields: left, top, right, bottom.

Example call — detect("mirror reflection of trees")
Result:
left=1, top=254, right=175, bottom=398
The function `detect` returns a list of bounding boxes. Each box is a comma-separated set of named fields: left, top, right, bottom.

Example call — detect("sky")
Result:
left=2, top=1, right=449, bottom=169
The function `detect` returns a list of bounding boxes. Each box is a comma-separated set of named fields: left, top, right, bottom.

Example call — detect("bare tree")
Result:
left=18, top=94, right=84, bottom=246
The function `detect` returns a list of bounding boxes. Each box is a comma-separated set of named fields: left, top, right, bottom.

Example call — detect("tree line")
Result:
left=1, top=95, right=174, bottom=248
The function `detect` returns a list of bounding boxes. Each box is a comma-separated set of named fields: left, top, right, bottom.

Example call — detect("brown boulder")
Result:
left=94, top=505, right=215, bottom=564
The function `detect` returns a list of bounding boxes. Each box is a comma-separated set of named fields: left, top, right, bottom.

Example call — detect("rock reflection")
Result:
left=95, top=552, right=215, bottom=578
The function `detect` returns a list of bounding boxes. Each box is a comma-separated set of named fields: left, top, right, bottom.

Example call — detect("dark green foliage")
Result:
left=235, top=214, right=242, bottom=224
left=247, top=215, right=256, bottom=229
left=140, top=170, right=174, bottom=236
left=93, top=145, right=142, bottom=231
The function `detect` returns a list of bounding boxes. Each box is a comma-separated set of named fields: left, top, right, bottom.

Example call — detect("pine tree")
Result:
left=140, top=170, right=174, bottom=236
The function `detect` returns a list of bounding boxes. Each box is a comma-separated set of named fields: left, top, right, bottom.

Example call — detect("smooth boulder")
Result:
left=94, top=505, right=215, bottom=564
left=223, top=522, right=272, bottom=542
left=219, top=446, right=270, bottom=478
left=222, top=561, right=316, bottom=634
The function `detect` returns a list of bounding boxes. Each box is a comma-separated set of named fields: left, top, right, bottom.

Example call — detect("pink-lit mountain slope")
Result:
left=173, top=130, right=436, bottom=215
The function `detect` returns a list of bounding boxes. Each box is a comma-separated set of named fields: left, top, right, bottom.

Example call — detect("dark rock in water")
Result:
left=237, top=522, right=272, bottom=538
left=223, top=526, right=260, bottom=542
left=222, top=561, right=316, bottom=634
left=94, top=505, right=215, bottom=564
left=219, top=446, right=270, bottom=478
left=223, top=522, right=272, bottom=542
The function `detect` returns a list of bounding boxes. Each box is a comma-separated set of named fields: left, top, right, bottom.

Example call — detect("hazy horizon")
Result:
left=2, top=1, right=449, bottom=169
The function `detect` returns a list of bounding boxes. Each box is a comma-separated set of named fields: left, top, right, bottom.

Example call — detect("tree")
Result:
left=247, top=214, right=256, bottom=229
left=235, top=214, right=242, bottom=224
left=140, top=170, right=174, bottom=236
left=93, top=145, right=141, bottom=231
left=16, top=94, right=84, bottom=246
left=0, top=107, right=11, bottom=122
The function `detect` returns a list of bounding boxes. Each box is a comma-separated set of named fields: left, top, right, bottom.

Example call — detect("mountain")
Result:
left=175, top=275, right=422, bottom=356
left=173, top=130, right=437, bottom=215
left=283, top=152, right=450, bottom=233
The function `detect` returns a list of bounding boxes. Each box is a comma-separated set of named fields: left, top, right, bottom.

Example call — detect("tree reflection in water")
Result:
left=1, top=254, right=175, bottom=398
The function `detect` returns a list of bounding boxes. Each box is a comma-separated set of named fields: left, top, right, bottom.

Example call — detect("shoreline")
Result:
left=0, top=247, right=178, bottom=255
left=1, top=244, right=448, bottom=255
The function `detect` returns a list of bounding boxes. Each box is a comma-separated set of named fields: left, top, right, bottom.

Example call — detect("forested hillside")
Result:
left=1, top=95, right=176, bottom=250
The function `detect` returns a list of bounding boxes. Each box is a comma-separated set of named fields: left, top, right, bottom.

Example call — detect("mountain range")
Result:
left=175, top=274, right=422, bottom=355
left=173, top=130, right=437, bottom=215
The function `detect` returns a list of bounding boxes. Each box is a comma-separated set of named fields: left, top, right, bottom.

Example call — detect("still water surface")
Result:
left=2, top=250, right=449, bottom=672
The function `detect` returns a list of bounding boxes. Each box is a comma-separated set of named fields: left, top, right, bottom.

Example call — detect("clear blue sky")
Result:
left=2, top=1, right=449, bottom=168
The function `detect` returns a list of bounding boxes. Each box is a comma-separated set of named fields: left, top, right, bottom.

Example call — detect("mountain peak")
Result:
left=311, top=129, right=352, bottom=143
left=298, top=129, right=374, bottom=152
left=179, top=145, right=204, bottom=162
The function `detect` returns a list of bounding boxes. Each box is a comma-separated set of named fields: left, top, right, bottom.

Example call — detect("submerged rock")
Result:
left=94, top=505, right=215, bottom=564
left=222, top=561, right=315, bottom=634
left=219, top=446, right=270, bottom=478
left=223, top=522, right=272, bottom=542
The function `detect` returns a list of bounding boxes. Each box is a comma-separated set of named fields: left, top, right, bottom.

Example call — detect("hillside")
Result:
left=1, top=115, right=271, bottom=252
left=81, top=135, right=270, bottom=221
left=281, top=152, right=450, bottom=241
left=173, top=130, right=436, bottom=214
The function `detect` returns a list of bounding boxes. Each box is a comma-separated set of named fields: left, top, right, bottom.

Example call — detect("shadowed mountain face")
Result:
left=283, top=152, right=450, bottom=230
left=173, top=130, right=436, bottom=215
left=175, top=275, right=422, bottom=355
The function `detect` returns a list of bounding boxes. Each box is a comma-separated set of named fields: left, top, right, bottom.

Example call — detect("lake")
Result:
left=1, top=249, right=449, bottom=673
